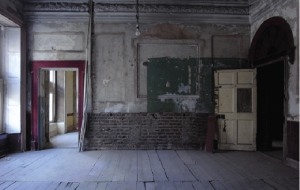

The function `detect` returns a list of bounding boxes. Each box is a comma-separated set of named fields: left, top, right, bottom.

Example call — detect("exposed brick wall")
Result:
left=84, top=113, right=214, bottom=150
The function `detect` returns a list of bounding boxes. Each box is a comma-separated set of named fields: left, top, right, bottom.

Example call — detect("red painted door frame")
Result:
left=31, top=61, right=85, bottom=150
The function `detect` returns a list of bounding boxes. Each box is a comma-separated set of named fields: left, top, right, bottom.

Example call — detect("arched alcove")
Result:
left=249, top=17, right=295, bottom=67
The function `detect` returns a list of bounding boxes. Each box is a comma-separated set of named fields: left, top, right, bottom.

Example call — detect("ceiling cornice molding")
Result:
left=23, top=12, right=90, bottom=22
left=94, top=4, right=249, bottom=15
left=23, top=1, right=250, bottom=24
left=23, top=0, right=249, bottom=5
left=94, top=12, right=249, bottom=25
left=23, top=2, right=89, bottom=12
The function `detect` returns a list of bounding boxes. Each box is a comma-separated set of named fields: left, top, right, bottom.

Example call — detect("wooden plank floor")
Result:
left=45, top=131, right=78, bottom=148
left=0, top=148, right=298, bottom=190
left=0, top=134, right=298, bottom=190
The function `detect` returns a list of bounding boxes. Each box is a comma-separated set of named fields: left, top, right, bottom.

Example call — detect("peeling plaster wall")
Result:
left=27, top=21, right=249, bottom=114
left=27, top=22, right=250, bottom=117
left=250, top=0, right=299, bottom=119
left=92, top=23, right=250, bottom=113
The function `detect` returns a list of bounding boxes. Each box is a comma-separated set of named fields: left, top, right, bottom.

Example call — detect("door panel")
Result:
left=215, top=69, right=256, bottom=151
left=237, top=71, right=254, bottom=84
left=218, top=72, right=235, bottom=85
left=219, top=88, right=234, bottom=113
left=237, top=120, right=253, bottom=145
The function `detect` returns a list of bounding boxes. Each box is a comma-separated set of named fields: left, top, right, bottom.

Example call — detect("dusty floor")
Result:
left=0, top=133, right=298, bottom=190
left=45, top=131, right=79, bottom=148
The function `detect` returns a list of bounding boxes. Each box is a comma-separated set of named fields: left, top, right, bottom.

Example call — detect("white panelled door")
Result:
left=214, top=69, right=257, bottom=151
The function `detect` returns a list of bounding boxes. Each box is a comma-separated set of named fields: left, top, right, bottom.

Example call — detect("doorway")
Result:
left=42, top=69, right=79, bottom=149
left=31, top=61, right=85, bottom=150
left=257, top=60, right=285, bottom=157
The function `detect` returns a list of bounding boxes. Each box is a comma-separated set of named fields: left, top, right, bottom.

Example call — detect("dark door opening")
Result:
left=257, top=61, right=284, bottom=152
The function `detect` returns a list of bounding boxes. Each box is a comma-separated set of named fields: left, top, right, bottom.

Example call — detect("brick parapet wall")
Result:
left=84, top=112, right=214, bottom=150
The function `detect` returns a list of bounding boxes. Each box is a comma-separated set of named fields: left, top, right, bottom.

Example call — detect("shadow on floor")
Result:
left=260, top=141, right=283, bottom=160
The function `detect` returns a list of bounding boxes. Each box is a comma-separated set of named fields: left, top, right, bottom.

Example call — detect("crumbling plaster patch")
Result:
left=94, top=102, right=147, bottom=113
left=178, top=83, right=190, bottom=93
left=157, top=93, right=198, bottom=112
left=250, top=0, right=299, bottom=117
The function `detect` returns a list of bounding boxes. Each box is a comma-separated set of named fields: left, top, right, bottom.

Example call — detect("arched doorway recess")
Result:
left=249, top=17, right=296, bottom=160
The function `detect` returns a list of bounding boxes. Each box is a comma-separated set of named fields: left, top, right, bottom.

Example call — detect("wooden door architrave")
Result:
left=31, top=61, right=85, bottom=150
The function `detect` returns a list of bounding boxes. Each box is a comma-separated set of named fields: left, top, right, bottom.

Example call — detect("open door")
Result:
left=214, top=69, right=257, bottom=151
left=38, top=70, right=50, bottom=150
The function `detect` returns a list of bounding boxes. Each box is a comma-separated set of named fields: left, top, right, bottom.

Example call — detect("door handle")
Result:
left=216, top=114, right=225, bottom=119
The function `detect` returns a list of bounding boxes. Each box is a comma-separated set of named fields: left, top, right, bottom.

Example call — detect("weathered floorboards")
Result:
left=0, top=150, right=298, bottom=190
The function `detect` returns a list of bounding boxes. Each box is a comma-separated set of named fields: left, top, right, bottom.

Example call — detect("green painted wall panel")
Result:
left=147, top=57, right=199, bottom=97
left=147, top=57, right=248, bottom=113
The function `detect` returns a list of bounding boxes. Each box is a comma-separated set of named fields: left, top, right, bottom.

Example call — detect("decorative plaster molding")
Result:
left=94, top=12, right=249, bottom=25
left=24, top=0, right=249, bottom=4
left=23, top=2, right=89, bottom=12
left=23, top=2, right=249, bottom=14
left=23, top=2, right=250, bottom=24
left=94, top=0, right=249, bottom=5
left=24, top=12, right=90, bottom=22
left=94, top=4, right=249, bottom=15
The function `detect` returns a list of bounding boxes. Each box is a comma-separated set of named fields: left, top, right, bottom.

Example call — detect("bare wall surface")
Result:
left=26, top=15, right=250, bottom=114
left=27, top=23, right=87, bottom=61
left=250, top=0, right=299, bottom=119
left=91, top=23, right=250, bottom=113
